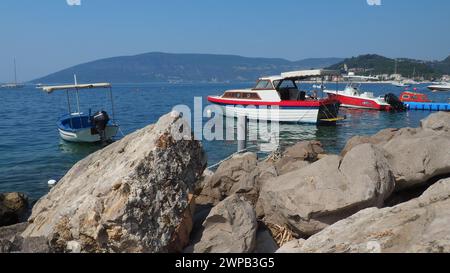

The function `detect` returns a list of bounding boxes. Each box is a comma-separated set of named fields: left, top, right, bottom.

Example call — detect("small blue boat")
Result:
left=42, top=77, right=119, bottom=143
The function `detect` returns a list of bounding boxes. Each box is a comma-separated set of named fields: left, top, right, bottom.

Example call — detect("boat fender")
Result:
left=48, top=179, right=57, bottom=187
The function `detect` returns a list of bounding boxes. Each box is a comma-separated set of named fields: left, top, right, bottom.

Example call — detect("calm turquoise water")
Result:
left=0, top=83, right=448, bottom=200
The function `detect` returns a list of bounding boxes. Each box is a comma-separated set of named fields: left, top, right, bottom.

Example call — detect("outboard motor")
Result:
left=92, top=111, right=110, bottom=142
left=384, top=93, right=406, bottom=111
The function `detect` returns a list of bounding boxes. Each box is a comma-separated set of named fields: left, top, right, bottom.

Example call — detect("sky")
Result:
left=0, top=0, right=449, bottom=82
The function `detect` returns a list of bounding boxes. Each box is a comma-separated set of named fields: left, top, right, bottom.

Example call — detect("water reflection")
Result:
left=58, top=139, right=105, bottom=156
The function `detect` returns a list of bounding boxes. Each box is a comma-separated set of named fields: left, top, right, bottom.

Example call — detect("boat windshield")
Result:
left=276, top=80, right=297, bottom=90
left=254, top=80, right=274, bottom=90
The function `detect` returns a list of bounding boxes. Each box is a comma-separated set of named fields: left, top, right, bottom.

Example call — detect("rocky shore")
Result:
left=0, top=111, right=449, bottom=253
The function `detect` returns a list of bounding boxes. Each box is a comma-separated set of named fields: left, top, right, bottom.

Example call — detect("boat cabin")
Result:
left=400, top=91, right=431, bottom=103
left=221, top=69, right=338, bottom=102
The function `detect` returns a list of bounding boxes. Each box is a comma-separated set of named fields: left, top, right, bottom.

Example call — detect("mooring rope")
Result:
left=207, top=144, right=259, bottom=170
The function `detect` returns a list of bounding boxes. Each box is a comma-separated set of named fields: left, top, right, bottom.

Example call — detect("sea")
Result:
left=0, top=82, right=448, bottom=200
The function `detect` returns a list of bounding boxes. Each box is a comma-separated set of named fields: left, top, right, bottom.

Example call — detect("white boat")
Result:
left=42, top=76, right=119, bottom=143
left=207, top=69, right=343, bottom=124
left=391, top=81, right=411, bottom=88
left=324, top=83, right=400, bottom=111
left=427, top=83, right=450, bottom=92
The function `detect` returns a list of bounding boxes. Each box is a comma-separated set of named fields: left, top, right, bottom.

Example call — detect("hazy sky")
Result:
left=0, top=0, right=449, bottom=82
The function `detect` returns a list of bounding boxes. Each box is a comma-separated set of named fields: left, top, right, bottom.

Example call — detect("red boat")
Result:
left=324, top=84, right=404, bottom=111
left=400, top=91, right=431, bottom=103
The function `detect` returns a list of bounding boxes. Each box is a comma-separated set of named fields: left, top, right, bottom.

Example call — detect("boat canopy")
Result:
left=281, top=69, right=339, bottom=80
left=42, top=83, right=112, bottom=93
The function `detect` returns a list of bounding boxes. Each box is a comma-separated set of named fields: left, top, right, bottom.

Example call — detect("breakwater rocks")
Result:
left=0, top=111, right=449, bottom=253
left=0, top=193, right=29, bottom=227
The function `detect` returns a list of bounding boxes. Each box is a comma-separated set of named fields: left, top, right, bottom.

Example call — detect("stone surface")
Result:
left=0, top=193, right=29, bottom=227
left=381, top=132, right=450, bottom=190
left=293, top=178, right=450, bottom=253
left=192, top=195, right=257, bottom=253
left=21, top=112, right=206, bottom=253
left=197, top=153, right=259, bottom=205
left=0, top=222, right=28, bottom=253
left=420, top=112, right=450, bottom=133
left=272, top=141, right=322, bottom=175
left=340, top=113, right=450, bottom=191
left=260, top=144, right=395, bottom=236
left=275, top=239, right=305, bottom=253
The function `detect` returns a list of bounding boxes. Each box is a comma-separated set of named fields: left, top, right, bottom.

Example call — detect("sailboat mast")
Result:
left=14, top=57, right=17, bottom=85
left=394, top=59, right=398, bottom=75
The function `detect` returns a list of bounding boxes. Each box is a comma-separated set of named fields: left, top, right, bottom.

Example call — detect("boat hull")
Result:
left=207, top=96, right=340, bottom=124
left=59, top=125, right=119, bottom=143
left=428, top=85, right=450, bottom=92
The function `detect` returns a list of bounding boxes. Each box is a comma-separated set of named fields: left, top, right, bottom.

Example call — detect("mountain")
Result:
left=327, top=54, right=439, bottom=78
left=32, top=52, right=343, bottom=84
left=429, top=55, right=450, bottom=75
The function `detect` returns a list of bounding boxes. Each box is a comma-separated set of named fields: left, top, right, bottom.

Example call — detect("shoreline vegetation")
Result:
left=1, top=111, right=449, bottom=253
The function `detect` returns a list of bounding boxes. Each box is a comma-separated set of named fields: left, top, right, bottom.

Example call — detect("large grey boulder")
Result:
left=260, top=144, right=395, bottom=236
left=191, top=195, right=257, bottom=253
left=290, top=178, right=450, bottom=253
left=0, top=193, right=29, bottom=227
left=420, top=111, right=450, bottom=133
left=381, top=133, right=450, bottom=190
left=0, top=223, right=28, bottom=253
left=340, top=112, right=450, bottom=191
left=21, top=112, right=206, bottom=253
left=196, top=153, right=260, bottom=205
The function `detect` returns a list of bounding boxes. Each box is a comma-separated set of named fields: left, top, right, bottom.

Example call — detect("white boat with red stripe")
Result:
left=207, top=70, right=343, bottom=124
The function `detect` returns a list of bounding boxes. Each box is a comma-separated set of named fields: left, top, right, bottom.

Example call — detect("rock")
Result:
left=167, top=194, right=196, bottom=253
left=192, top=195, right=257, bottom=253
left=0, top=193, right=29, bottom=227
left=253, top=229, right=278, bottom=253
left=381, top=132, right=450, bottom=190
left=0, top=222, right=28, bottom=253
left=197, top=153, right=259, bottom=205
left=21, top=112, right=206, bottom=253
left=260, top=144, right=395, bottom=236
left=294, top=178, right=450, bottom=253
left=340, top=113, right=450, bottom=191
left=421, top=112, right=450, bottom=133
left=341, top=128, right=402, bottom=156
left=273, top=141, right=322, bottom=175
left=275, top=239, right=306, bottom=253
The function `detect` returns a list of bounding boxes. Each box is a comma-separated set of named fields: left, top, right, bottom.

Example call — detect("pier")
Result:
left=405, top=102, right=450, bottom=112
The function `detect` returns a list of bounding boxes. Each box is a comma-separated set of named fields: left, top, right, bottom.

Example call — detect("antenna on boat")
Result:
left=74, top=74, right=81, bottom=114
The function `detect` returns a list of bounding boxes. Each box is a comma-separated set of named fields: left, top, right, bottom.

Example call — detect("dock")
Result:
left=405, top=102, right=450, bottom=112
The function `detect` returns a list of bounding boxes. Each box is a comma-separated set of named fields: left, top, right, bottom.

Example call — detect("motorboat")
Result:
left=399, top=91, right=431, bottom=103
left=324, top=83, right=405, bottom=111
left=427, top=83, right=450, bottom=92
left=391, top=81, right=411, bottom=88
left=42, top=76, right=119, bottom=143
left=207, top=69, right=343, bottom=124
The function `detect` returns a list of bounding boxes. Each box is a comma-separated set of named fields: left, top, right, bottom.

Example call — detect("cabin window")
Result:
left=254, top=80, right=274, bottom=90
left=223, top=92, right=261, bottom=100
left=277, top=80, right=297, bottom=89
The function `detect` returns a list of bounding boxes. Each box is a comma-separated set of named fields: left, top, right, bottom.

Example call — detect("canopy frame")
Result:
left=41, top=75, right=117, bottom=126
